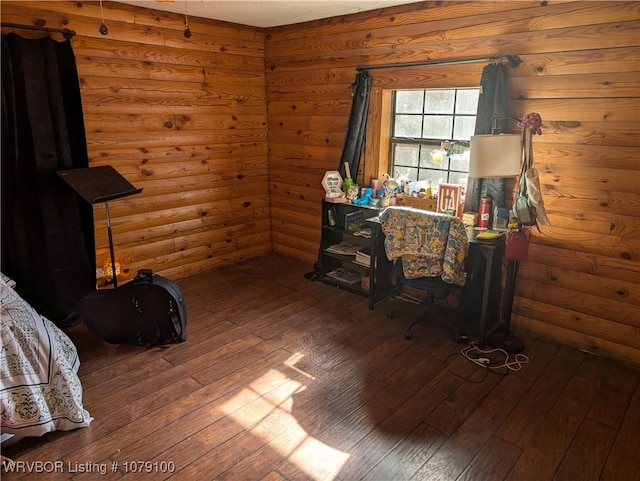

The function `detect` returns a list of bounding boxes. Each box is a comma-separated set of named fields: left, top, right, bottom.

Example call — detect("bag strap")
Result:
left=523, top=127, right=533, bottom=170
left=517, top=127, right=534, bottom=197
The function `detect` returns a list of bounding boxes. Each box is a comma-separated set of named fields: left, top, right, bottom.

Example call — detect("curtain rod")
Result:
left=1, top=22, right=76, bottom=39
left=356, top=54, right=521, bottom=72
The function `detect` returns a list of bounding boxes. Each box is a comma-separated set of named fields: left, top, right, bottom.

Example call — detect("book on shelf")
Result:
left=354, top=247, right=371, bottom=267
left=344, top=210, right=364, bottom=230
left=325, top=241, right=361, bottom=255
left=325, top=267, right=360, bottom=285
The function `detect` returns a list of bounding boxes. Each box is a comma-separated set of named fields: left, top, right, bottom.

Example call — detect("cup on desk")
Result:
left=465, top=225, right=475, bottom=240
left=466, top=226, right=484, bottom=241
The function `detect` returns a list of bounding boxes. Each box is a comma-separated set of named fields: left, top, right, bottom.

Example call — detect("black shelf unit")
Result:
left=319, top=200, right=394, bottom=309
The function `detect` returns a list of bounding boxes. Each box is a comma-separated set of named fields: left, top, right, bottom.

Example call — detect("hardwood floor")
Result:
left=3, top=254, right=639, bottom=481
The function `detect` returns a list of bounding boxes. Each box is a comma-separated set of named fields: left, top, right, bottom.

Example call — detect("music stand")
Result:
left=58, top=165, right=142, bottom=288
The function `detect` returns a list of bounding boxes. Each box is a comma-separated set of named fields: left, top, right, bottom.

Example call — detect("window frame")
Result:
left=388, top=88, right=480, bottom=186
left=360, top=64, right=485, bottom=190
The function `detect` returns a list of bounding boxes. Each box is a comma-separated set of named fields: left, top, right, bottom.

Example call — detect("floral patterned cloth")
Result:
left=379, top=206, right=468, bottom=286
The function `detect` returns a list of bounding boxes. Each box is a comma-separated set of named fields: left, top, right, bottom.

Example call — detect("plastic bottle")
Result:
left=478, top=196, right=492, bottom=228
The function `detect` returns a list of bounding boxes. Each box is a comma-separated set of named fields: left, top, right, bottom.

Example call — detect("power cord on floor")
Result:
left=462, top=341, right=530, bottom=372
left=446, top=340, right=530, bottom=383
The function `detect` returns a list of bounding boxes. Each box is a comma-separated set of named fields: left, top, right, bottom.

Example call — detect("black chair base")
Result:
left=387, top=293, right=466, bottom=343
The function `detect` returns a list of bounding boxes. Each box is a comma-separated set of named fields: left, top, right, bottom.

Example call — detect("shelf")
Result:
left=319, top=200, right=394, bottom=309
left=321, top=277, right=369, bottom=296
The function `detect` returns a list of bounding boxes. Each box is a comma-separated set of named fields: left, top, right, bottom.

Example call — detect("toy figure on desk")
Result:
left=346, top=184, right=359, bottom=201
left=353, top=188, right=374, bottom=205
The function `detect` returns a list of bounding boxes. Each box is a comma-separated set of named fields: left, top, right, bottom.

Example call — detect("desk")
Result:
left=317, top=201, right=507, bottom=332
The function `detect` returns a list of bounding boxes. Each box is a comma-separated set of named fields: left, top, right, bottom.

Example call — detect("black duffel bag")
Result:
left=79, top=269, right=186, bottom=346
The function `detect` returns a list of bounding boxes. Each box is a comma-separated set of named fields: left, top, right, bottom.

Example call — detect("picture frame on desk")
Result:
left=437, top=183, right=462, bottom=217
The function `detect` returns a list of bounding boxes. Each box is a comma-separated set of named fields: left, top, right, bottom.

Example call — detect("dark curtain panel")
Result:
left=338, top=70, right=372, bottom=180
left=1, top=33, right=95, bottom=326
left=464, top=62, right=509, bottom=212
left=305, top=70, right=372, bottom=279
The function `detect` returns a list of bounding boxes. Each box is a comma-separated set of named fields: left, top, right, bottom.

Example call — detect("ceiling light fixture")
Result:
left=183, top=1, right=191, bottom=38
left=98, top=0, right=109, bottom=35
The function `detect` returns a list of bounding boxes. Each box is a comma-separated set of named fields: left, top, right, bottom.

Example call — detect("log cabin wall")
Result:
left=1, top=1, right=638, bottom=367
left=265, top=1, right=640, bottom=366
left=1, top=0, right=271, bottom=281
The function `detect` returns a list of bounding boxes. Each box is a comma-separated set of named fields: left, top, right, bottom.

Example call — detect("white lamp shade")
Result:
left=469, top=133, right=523, bottom=178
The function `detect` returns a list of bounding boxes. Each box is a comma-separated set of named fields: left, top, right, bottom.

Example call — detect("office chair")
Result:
left=387, top=261, right=464, bottom=340
left=379, top=206, right=469, bottom=341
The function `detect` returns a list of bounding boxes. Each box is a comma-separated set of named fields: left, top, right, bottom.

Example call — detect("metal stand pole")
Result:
left=488, top=259, right=524, bottom=353
left=105, top=202, right=118, bottom=288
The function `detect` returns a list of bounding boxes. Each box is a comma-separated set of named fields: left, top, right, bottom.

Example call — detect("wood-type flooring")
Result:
left=2, top=254, right=639, bottom=480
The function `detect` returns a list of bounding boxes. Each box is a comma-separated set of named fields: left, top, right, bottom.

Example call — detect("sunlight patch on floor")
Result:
left=219, top=353, right=350, bottom=481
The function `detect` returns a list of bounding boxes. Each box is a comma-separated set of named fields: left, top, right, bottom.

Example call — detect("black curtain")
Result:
left=338, top=70, right=372, bottom=180
left=305, top=70, right=372, bottom=279
left=464, top=62, right=509, bottom=212
left=1, top=33, right=95, bottom=326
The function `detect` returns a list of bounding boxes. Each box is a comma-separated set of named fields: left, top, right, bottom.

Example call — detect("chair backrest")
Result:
left=379, top=206, right=469, bottom=286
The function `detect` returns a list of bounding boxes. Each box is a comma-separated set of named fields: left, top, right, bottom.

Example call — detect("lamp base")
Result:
left=487, top=331, right=524, bottom=353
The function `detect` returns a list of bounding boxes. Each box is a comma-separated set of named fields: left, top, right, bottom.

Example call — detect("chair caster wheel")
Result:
left=404, top=331, right=413, bottom=340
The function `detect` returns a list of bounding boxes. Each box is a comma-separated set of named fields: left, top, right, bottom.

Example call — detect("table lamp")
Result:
left=469, top=133, right=522, bottom=178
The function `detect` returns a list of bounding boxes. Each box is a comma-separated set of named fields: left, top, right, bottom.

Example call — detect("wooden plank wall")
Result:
left=2, top=1, right=639, bottom=367
left=265, top=1, right=640, bottom=366
left=1, top=0, right=271, bottom=281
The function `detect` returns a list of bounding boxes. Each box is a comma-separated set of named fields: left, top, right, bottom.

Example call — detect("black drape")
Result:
left=338, top=70, right=372, bottom=180
left=1, top=33, right=95, bottom=326
left=305, top=70, right=372, bottom=279
left=464, top=62, right=509, bottom=212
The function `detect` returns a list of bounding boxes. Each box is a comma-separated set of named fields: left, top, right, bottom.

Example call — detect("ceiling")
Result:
left=112, top=0, right=420, bottom=28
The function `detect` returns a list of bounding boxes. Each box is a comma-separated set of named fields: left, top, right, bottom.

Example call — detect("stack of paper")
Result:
left=354, top=248, right=371, bottom=267
left=326, top=268, right=360, bottom=284
left=325, top=242, right=361, bottom=255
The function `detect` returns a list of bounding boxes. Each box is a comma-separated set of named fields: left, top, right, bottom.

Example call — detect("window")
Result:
left=390, top=88, right=479, bottom=189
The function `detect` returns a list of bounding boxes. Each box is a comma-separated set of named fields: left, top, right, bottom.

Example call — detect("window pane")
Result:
left=393, top=144, right=420, bottom=167
left=395, top=115, right=422, bottom=137
left=425, top=147, right=448, bottom=168
left=448, top=171, right=468, bottom=188
left=419, top=169, right=448, bottom=185
left=456, top=89, right=480, bottom=114
left=396, top=166, right=418, bottom=182
left=424, top=90, right=455, bottom=114
left=453, top=116, right=476, bottom=140
left=449, top=150, right=470, bottom=172
left=423, top=115, right=453, bottom=139
left=396, top=90, right=424, bottom=113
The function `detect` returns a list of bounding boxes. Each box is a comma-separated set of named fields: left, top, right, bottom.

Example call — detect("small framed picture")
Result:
left=437, top=183, right=462, bottom=216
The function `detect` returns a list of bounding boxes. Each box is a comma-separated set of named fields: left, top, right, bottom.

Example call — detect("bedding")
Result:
left=1, top=274, right=92, bottom=438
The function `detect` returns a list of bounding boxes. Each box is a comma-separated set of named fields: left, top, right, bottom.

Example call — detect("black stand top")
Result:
left=57, top=165, right=142, bottom=205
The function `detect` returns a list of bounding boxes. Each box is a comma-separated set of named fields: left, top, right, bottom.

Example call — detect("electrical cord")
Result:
left=445, top=340, right=530, bottom=383
left=462, top=341, right=530, bottom=372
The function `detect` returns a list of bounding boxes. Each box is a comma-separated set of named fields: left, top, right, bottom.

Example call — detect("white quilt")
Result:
left=1, top=275, right=92, bottom=437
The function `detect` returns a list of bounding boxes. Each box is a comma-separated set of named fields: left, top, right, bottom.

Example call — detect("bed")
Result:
left=1, top=273, right=92, bottom=438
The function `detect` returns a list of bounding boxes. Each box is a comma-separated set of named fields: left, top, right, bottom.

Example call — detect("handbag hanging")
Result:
left=505, top=229, right=530, bottom=260
left=512, top=124, right=551, bottom=228
left=512, top=128, right=537, bottom=227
